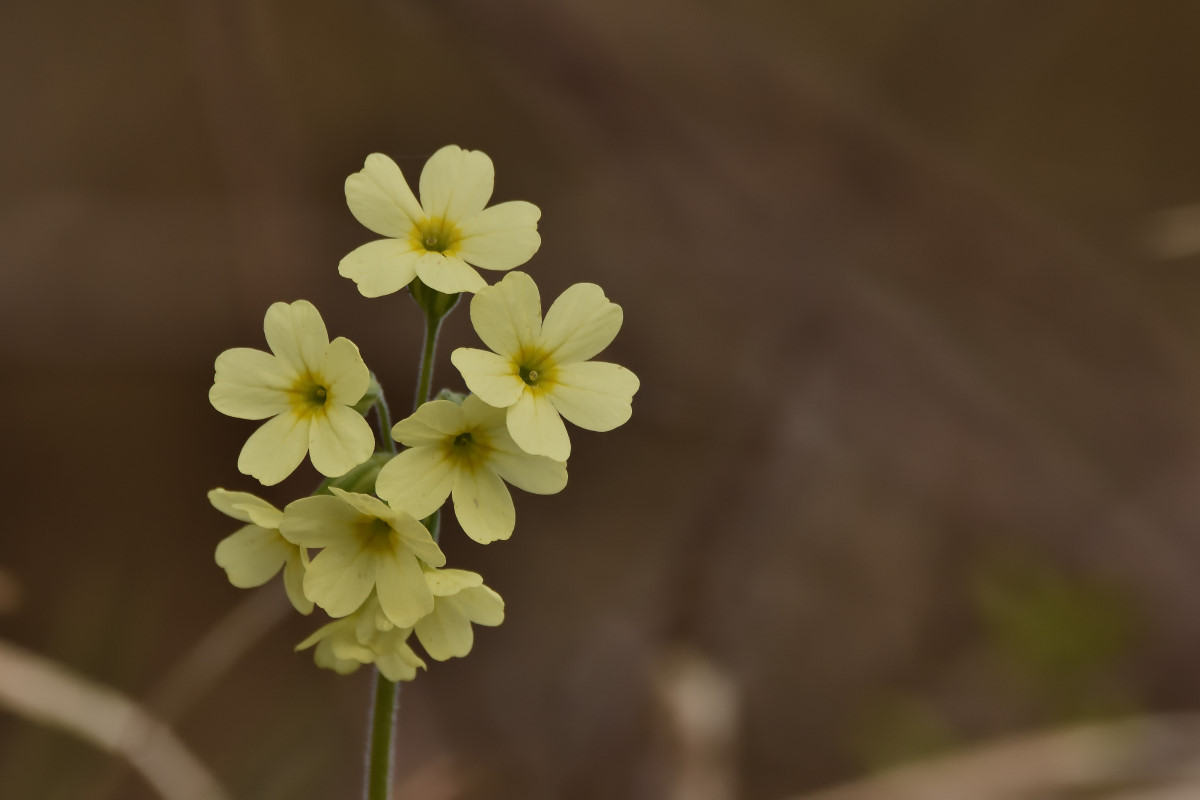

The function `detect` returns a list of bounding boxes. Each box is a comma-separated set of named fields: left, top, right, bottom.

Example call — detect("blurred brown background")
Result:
left=5, top=1, right=1200, bottom=798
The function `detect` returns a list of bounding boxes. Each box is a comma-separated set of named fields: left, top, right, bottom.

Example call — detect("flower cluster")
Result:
left=208, top=146, right=639, bottom=683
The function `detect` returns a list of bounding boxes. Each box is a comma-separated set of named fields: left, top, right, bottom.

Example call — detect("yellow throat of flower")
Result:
left=412, top=216, right=462, bottom=255
left=448, top=429, right=491, bottom=472
left=361, top=517, right=394, bottom=551
left=517, top=352, right=556, bottom=389
left=290, top=375, right=330, bottom=416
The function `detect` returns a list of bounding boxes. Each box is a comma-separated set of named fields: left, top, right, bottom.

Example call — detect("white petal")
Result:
left=415, top=252, right=487, bottom=294
left=393, top=516, right=447, bottom=567
left=390, top=400, right=466, bottom=447
left=422, top=568, right=484, bottom=597
left=315, top=641, right=366, bottom=675
left=457, top=201, right=541, bottom=271
left=339, top=239, right=421, bottom=298
left=451, top=466, right=515, bottom=544
left=208, top=489, right=282, bottom=527
left=232, top=499, right=285, bottom=529
left=354, top=595, right=392, bottom=641
left=328, top=626, right=376, bottom=662
left=375, top=633, right=425, bottom=681
left=374, top=445, right=458, bottom=520
left=506, top=389, right=570, bottom=461
left=414, top=600, right=474, bottom=660
left=345, top=153, right=423, bottom=238
left=214, top=525, right=289, bottom=587
left=283, top=549, right=313, bottom=614
left=451, top=585, right=505, bottom=626
left=321, top=337, right=370, bottom=405
left=549, top=361, right=640, bottom=432
left=488, top=447, right=567, bottom=495
left=279, top=494, right=364, bottom=547
left=418, top=145, right=494, bottom=222
left=460, top=393, right=507, bottom=428
left=210, top=348, right=294, bottom=420
left=468, top=271, right=541, bottom=359
left=328, top=487, right=399, bottom=522
left=303, top=542, right=376, bottom=617
left=539, top=283, right=623, bottom=365
left=308, top=404, right=375, bottom=478
left=238, top=411, right=311, bottom=486
left=263, top=300, right=329, bottom=376
left=375, top=547, right=434, bottom=628
left=451, top=349, right=524, bottom=408
left=469, top=400, right=567, bottom=494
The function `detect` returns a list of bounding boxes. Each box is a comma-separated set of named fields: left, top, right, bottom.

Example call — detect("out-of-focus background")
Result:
left=6, top=1, right=1200, bottom=798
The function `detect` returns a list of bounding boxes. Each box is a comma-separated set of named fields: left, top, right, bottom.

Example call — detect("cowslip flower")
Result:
left=374, top=394, right=567, bottom=543
left=296, top=596, right=426, bottom=682
left=415, top=567, right=505, bottom=661
left=339, top=146, right=541, bottom=296
left=209, top=300, right=374, bottom=486
left=209, top=489, right=312, bottom=614
left=450, top=271, right=640, bottom=461
left=279, top=488, right=445, bottom=628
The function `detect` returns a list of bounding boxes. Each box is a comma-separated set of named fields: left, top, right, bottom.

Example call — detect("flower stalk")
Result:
left=365, top=676, right=399, bottom=800
left=364, top=281, right=456, bottom=800
left=374, top=393, right=395, bottom=454
left=206, top=145, right=636, bottom=799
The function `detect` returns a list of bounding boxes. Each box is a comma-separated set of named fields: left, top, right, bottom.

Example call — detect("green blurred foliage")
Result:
left=974, top=551, right=1138, bottom=720
left=850, top=694, right=959, bottom=771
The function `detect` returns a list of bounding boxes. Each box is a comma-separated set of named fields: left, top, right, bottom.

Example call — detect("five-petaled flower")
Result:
left=414, top=567, right=505, bottom=660
left=210, top=489, right=312, bottom=615
left=451, top=271, right=640, bottom=461
left=375, top=394, right=567, bottom=544
left=280, top=488, right=445, bottom=628
left=296, top=594, right=426, bottom=682
left=209, top=300, right=375, bottom=486
left=340, top=146, right=541, bottom=297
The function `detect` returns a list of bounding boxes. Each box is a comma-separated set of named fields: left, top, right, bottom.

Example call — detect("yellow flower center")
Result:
left=362, top=518, right=394, bottom=551
left=411, top=216, right=462, bottom=254
left=290, top=374, right=330, bottom=415
left=446, top=428, right=492, bottom=472
left=518, top=360, right=555, bottom=388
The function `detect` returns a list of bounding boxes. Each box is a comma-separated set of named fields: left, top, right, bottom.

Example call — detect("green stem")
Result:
left=413, top=313, right=447, bottom=543
left=365, top=675, right=398, bottom=800
left=413, top=312, right=443, bottom=411
left=363, top=290, right=455, bottom=800
left=421, top=510, right=442, bottom=543
left=374, top=392, right=395, bottom=454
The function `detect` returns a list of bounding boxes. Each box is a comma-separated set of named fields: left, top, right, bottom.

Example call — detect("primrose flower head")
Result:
left=209, top=300, right=375, bottom=486
left=375, top=394, right=567, bottom=544
left=279, top=488, right=445, bottom=629
left=296, top=595, right=426, bottom=682
left=339, top=146, right=541, bottom=297
left=209, top=489, right=312, bottom=614
left=450, top=271, right=640, bottom=461
left=414, top=567, right=505, bottom=661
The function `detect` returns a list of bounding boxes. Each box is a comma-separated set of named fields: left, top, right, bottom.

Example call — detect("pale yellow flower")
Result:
left=339, top=146, right=541, bottom=296
left=296, top=595, right=426, bottom=681
left=374, top=395, right=566, bottom=544
left=450, top=271, right=640, bottom=461
left=209, top=489, right=312, bottom=614
left=279, top=488, right=445, bottom=628
left=209, top=300, right=375, bottom=486
left=414, top=567, right=505, bottom=661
